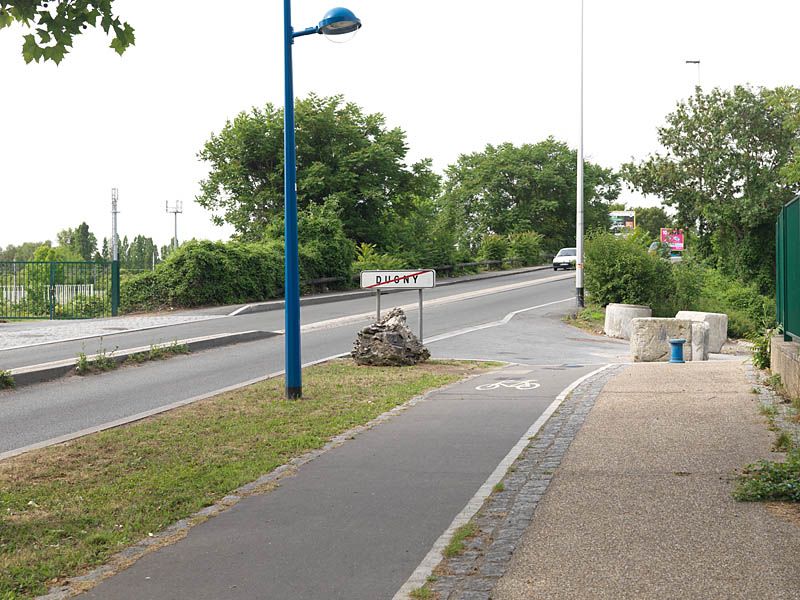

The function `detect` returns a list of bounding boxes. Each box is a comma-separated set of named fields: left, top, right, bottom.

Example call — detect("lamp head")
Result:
left=318, top=7, right=362, bottom=42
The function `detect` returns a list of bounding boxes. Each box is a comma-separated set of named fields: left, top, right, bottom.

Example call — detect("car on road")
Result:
left=553, top=247, right=577, bottom=270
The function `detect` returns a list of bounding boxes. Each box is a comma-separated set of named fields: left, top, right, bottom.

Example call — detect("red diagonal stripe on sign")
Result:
left=364, top=270, right=432, bottom=289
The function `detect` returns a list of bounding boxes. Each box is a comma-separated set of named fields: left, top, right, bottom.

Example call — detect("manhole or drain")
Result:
left=102, top=327, right=128, bottom=332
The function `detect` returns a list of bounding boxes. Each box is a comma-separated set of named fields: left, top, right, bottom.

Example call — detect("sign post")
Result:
left=360, top=269, right=436, bottom=342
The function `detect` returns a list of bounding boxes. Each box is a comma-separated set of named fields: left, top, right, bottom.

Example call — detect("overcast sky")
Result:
left=1, top=0, right=798, bottom=249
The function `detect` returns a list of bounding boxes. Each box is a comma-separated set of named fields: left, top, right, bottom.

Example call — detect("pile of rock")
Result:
left=351, top=307, right=430, bottom=366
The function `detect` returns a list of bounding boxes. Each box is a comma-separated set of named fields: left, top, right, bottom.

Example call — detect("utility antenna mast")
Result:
left=111, top=188, right=119, bottom=261
left=166, top=200, right=183, bottom=250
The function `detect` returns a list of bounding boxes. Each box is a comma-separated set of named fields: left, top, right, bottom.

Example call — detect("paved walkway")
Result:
left=489, top=360, right=800, bottom=600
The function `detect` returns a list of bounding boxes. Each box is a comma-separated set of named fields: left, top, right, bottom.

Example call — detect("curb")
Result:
left=230, top=265, right=552, bottom=316
left=7, top=330, right=278, bottom=389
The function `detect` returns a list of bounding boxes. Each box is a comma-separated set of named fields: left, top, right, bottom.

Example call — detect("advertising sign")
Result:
left=660, top=228, right=685, bottom=251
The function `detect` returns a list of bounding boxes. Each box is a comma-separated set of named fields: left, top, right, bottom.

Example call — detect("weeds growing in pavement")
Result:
left=0, top=370, right=15, bottom=389
left=443, top=522, right=477, bottom=558
left=734, top=448, right=800, bottom=502
left=774, top=430, right=795, bottom=452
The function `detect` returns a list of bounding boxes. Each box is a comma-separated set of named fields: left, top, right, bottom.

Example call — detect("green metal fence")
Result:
left=0, top=261, right=119, bottom=320
left=776, top=197, right=799, bottom=341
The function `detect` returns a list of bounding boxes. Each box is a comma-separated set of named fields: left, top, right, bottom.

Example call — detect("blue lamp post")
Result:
left=283, top=4, right=362, bottom=399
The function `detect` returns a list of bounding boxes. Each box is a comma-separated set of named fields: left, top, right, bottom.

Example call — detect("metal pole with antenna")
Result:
left=111, top=188, right=120, bottom=316
left=166, top=200, right=183, bottom=250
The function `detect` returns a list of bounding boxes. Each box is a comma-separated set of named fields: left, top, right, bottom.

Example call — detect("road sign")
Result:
left=360, top=269, right=436, bottom=290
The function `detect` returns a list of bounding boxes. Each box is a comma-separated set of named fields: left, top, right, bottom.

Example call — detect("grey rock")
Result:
left=351, top=307, right=430, bottom=366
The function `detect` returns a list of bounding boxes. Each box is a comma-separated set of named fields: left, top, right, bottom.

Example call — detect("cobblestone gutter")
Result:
left=425, top=364, right=626, bottom=600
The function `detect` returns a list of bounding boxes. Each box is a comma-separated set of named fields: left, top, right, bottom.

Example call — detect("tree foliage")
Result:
left=439, top=138, right=620, bottom=253
left=622, top=85, right=800, bottom=291
left=0, top=0, right=133, bottom=64
left=57, top=222, right=97, bottom=261
left=631, top=206, right=672, bottom=240
left=196, top=93, right=439, bottom=247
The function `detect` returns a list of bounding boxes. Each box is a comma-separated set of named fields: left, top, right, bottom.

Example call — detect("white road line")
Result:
left=281, top=275, right=572, bottom=335
left=391, top=363, right=615, bottom=600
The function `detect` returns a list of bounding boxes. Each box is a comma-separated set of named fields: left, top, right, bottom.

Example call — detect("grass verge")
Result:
left=0, top=359, right=489, bottom=599
left=562, top=303, right=605, bottom=335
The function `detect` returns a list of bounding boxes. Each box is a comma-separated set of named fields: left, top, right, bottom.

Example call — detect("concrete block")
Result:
left=691, top=321, right=710, bottom=361
left=604, top=303, right=652, bottom=340
left=770, top=337, right=800, bottom=398
left=630, top=318, right=694, bottom=362
left=675, top=311, right=728, bottom=353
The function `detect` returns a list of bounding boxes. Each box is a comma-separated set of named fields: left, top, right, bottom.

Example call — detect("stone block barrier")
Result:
left=604, top=303, right=652, bottom=340
left=675, top=310, right=728, bottom=353
left=630, top=317, right=694, bottom=362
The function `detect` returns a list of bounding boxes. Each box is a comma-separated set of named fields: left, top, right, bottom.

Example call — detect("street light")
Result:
left=283, top=4, right=362, bottom=399
left=576, top=0, right=585, bottom=308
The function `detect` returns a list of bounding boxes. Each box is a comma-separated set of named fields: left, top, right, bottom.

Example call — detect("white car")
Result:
left=553, top=247, right=577, bottom=270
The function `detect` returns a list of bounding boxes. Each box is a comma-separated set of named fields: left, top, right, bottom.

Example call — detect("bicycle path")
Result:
left=77, top=363, right=597, bottom=600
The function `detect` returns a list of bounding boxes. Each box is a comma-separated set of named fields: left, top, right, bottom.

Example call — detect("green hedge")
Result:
left=584, top=231, right=775, bottom=336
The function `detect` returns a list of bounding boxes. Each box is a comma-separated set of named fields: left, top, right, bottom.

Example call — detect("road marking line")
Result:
left=391, top=363, right=615, bottom=600
left=286, top=278, right=572, bottom=335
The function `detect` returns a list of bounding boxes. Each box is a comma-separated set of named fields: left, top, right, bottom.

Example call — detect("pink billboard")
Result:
left=660, top=228, right=685, bottom=251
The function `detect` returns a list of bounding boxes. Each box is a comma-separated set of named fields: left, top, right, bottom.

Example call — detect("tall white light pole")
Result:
left=575, top=0, right=585, bottom=308
left=686, top=59, right=701, bottom=88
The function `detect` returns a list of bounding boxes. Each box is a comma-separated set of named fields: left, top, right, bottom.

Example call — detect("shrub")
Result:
left=353, top=243, right=407, bottom=271
left=479, top=234, right=508, bottom=264
left=696, top=269, right=775, bottom=338
left=584, top=231, right=672, bottom=314
left=507, top=231, right=543, bottom=266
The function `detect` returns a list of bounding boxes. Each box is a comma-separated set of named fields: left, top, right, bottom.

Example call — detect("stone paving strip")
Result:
left=0, top=315, right=222, bottom=350
left=424, top=364, right=625, bottom=600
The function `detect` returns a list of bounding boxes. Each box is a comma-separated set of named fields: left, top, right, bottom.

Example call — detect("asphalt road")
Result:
left=0, top=268, right=562, bottom=370
left=0, top=270, right=629, bottom=456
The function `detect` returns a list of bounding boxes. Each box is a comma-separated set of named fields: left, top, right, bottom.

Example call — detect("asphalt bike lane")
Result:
left=80, top=363, right=598, bottom=600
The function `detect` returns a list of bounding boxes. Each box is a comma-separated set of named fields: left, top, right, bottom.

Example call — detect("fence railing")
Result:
left=0, top=261, right=119, bottom=320
left=777, top=197, right=799, bottom=341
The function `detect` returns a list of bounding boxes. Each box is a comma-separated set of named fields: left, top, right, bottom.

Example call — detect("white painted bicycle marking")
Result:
left=475, top=379, right=541, bottom=391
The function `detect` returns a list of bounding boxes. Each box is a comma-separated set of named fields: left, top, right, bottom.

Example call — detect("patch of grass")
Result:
left=562, top=303, right=605, bottom=335
left=765, top=373, right=786, bottom=398
left=410, top=586, right=434, bottom=599
left=127, top=341, right=190, bottom=364
left=0, top=370, right=15, bottom=390
left=734, top=448, right=800, bottom=502
left=774, top=431, right=795, bottom=452
left=759, top=402, right=778, bottom=421
left=443, top=522, right=477, bottom=558
left=493, top=482, right=505, bottom=493
left=0, top=359, right=490, bottom=599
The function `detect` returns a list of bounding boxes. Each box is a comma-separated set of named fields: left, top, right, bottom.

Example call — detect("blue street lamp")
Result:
left=283, top=4, right=362, bottom=399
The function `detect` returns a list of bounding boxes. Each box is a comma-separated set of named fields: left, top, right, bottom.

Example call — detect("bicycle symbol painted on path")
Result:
left=475, top=379, right=541, bottom=391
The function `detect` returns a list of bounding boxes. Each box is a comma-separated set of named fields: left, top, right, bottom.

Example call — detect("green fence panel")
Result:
left=777, top=197, right=800, bottom=341
left=0, top=261, right=114, bottom=320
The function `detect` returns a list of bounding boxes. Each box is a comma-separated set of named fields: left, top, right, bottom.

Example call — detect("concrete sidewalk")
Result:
left=492, top=360, right=800, bottom=599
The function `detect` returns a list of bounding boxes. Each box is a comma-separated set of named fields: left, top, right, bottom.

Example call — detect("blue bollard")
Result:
left=669, top=338, right=686, bottom=363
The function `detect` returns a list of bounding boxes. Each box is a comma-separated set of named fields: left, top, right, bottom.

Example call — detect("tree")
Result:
left=57, top=222, right=97, bottom=261
left=0, top=0, right=133, bottom=64
left=125, top=235, right=158, bottom=270
left=622, top=86, right=799, bottom=292
left=631, top=206, right=672, bottom=239
left=439, top=138, right=620, bottom=253
left=0, top=241, right=46, bottom=261
left=196, top=93, right=439, bottom=246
